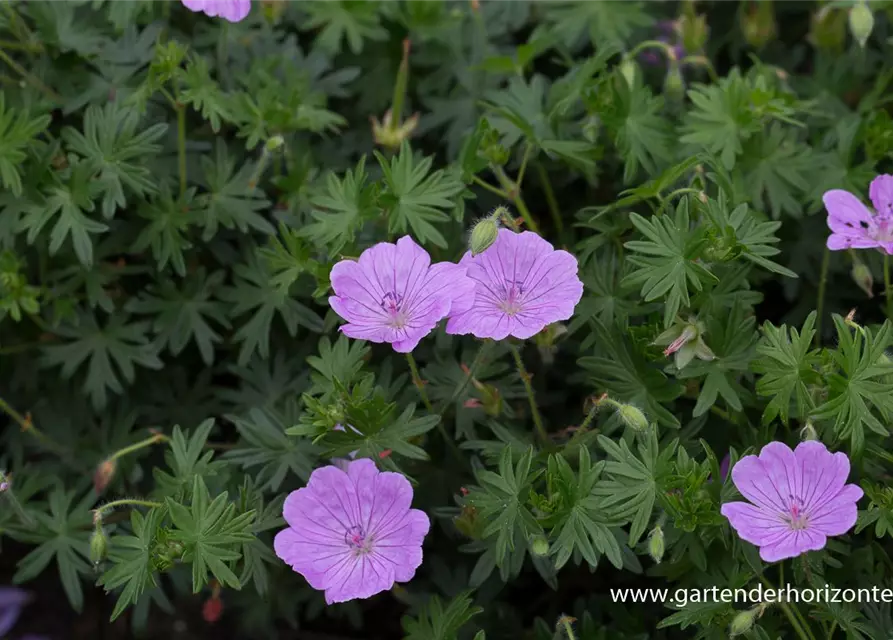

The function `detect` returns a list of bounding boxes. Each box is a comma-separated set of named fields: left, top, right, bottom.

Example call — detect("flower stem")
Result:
left=0, top=396, right=66, bottom=456
left=516, top=142, right=533, bottom=188
left=885, top=253, right=892, bottom=320
left=439, top=340, right=492, bottom=416
left=472, top=175, right=509, bottom=198
left=563, top=619, right=576, bottom=640
left=176, top=103, right=187, bottom=199
left=95, top=498, right=163, bottom=518
left=109, top=433, right=170, bottom=462
left=760, top=577, right=816, bottom=640
left=0, top=47, right=60, bottom=102
left=578, top=401, right=599, bottom=433
left=814, top=247, right=830, bottom=347
left=536, top=162, right=563, bottom=237
left=0, top=471, right=35, bottom=527
left=492, top=165, right=540, bottom=233
left=405, top=353, right=434, bottom=413
left=507, top=342, right=548, bottom=444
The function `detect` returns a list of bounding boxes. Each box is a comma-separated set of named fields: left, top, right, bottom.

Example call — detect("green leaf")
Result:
left=167, top=475, right=256, bottom=593
left=0, top=92, right=51, bottom=196
left=40, top=311, right=163, bottom=410
left=303, top=157, right=377, bottom=254
left=127, top=269, right=230, bottom=365
left=301, top=0, right=388, bottom=55
left=402, top=591, right=484, bottom=640
left=753, top=312, right=822, bottom=425
left=224, top=408, right=319, bottom=490
left=133, top=184, right=196, bottom=277
left=99, top=507, right=165, bottom=621
left=464, top=446, right=543, bottom=567
left=376, top=141, right=465, bottom=249
left=622, top=200, right=717, bottom=328
left=180, top=55, right=231, bottom=133
left=61, top=101, right=167, bottom=218
left=812, top=317, right=893, bottom=454
left=154, top=420, right=226, bottom=498
left=13, top=488, right=92, bottom=612
left=540, top=0, right=652, bottom=50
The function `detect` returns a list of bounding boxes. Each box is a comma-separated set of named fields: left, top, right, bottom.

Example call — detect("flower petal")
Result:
left=758, top=528, right=826, bottom=562
left=273, top=527, right=330, bottom=590
left=793, top=441, right=850, bottom=514
left=870, top=174, right=893, bottom=215
left=807, top=483, right=863, bottom=536
left=373, top=509, right=430, bottom=582
left=729, top=450, right=788, bottom=514
left=827, top=233, right=881, bottom=251
left=823, top=189, right=874, bottom=226
left=720, top=502, right=789, bottom=546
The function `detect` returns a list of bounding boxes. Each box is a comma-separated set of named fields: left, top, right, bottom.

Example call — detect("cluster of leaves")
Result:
left=4, top=2, right=893, bottom=640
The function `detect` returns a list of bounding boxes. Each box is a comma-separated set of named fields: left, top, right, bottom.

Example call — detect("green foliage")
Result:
left=2, top=2, right=893, bottom=639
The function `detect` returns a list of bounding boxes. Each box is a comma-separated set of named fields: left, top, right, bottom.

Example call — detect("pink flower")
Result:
left=329, top=236, right=475, bottom=353
left=181, top=0, right=251, bottom=22
left=446, top=229, right=583, bottom=340
left=274, top=459, right=430, bottom=604
left=823, top=174, right=893, bottom=254
left=720, top=441, right=863, bottom=562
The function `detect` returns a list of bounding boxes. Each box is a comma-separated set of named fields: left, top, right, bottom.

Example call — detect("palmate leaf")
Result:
left=594, top=430, right=676, bottom=546
left=167, top=475, right=256, bottom=593
left=40, top=310, right=163, bottom=410
left=579, top=318, right=683, bottom=428
left=0, top=92, right=51, bottom=197
left=402, top=591, right=483, bottom=640
left=464, top=446, right=543, bottom=568
left=224, top=408, right=319, bottom=490
left=622, top=200, right=717, bottom=328
left=22, top=161, right=108, bottom=268
left=303, top=156, right=378, bottom=254
left=331, top=404, right=440, bottom=462
left=99, top=507, right=165, bottom=621
left=547, top=448, right=623, bottom=571
left=609, top=75, right=674, bottom=184
left=739, top=124, right=814, bottom=219
left=126, top=269, right=230, bottom=365
left=220, top=254, right=324, bottom=366
left=306, top=334, right=370, bottom=396
left=301, top=0, right=388, bottom=55
left=133, top=184, right=196, bottom=277
left=539, top=0, right=652, bottom=50
left=13, top=488, right=93, bottom=612
left=376, top=142, right=465, bottom=249
left=180, top=54, right=231, bottom=133
left=154, top=420, right=227, bottom=498
left=61, top=101, right=167, bottom=218
left=812, top=317, right=893, bottom=454
left=196, top=142, right=274, bottom=241
left=236, top=479, right=284, bottom=596
left=753, top=311, right=822, bottom=425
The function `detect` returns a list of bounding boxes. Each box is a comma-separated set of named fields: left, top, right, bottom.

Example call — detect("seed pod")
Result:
left=729, top=607, right=758, bottom=636
left=617, top=403, right=649, bottom=432
left=469, top=216, right=500, bottom=256
left=530, top=535, right=550, bottom=557
left=90, top=526, right=109, bottom=565
left=648, top=525, right=665, bottom=564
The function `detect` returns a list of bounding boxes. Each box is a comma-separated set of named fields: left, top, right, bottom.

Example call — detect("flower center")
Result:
left=344, top=524, right=371, bottom=554
left=380, top=291, right=408, bottom=328
left=499, top=279, right=525, bottom=315
left=785, top=496, right=809, bottom=530
left=872, top=217, right=893, bottom=243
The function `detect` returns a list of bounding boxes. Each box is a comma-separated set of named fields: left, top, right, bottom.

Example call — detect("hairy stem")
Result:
left=0, top=47, right=60, bottom=101
left=508, top=342, right=548, bottom=444
left=177, top=103, right=187, bottom=198
left=0, top=471, right=35, bottom=527
left=537, top=163, right=563, bottom=237
left=472, top=175, right=509, bottom=198
left=885, top=253, right=892, bottom=320
left=814, top=247, right=830, bottom=346
left=405, top=353, right=434, bottom=413
left=0, top=396, right=66, bottom=456
left=109, top=433, right=170, bottom=462
left=439, top=340, right=492, bottom=416
left=96, top=498, right=163, bottom=518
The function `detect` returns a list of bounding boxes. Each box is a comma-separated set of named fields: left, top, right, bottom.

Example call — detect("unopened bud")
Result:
left=619, top=58, right=638, bottom=88
left=530, top=535, right=550, bottom=557
left=799, top=421, right=818, bottom=441
left=729, top=607, right=758, bottom=636
left=811, top=6, right=847, bottom=53
left=664, top=63, right=685, bottom=101
left=851, top=261, right=874, bottom=298
left=469, top=216, right=500, bottom=256
left=617, top=403, right=649, bottom=432
left=679, top=11, right=709, bottom=53
left=742, top=0, right=777, bottom=49
left=849, top=1, right=874, bottom=48
left=93, top=459, right=117, bottom=494
left=264, top=135, right=285, bottom=153
left=203, top=595, right=223, bottom=623
left=648, top=525, right=665, bottom=564
left=90, top=526, right=109, bottom=565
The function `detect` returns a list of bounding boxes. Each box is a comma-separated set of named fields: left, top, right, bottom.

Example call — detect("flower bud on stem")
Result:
left=0, top=470, right=35, bottom=527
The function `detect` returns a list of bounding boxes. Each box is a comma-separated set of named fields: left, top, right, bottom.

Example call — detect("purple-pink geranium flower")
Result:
left=446, top=229, right=583, bottom=340
left=721, top=441, right=863, bottom=562
left=823, top=174, right=893, bottom=254
left=329, top=236, right=475, bottom=353
left=274, top=458, right=430, bottom=604
left=181, top=0, right=251, bottom=22
left=0, top=586, right=30, bottom=636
